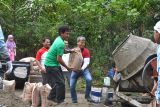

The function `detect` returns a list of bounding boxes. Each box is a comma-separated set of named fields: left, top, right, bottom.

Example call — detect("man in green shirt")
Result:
left=45, top=25, right=70, bottom=103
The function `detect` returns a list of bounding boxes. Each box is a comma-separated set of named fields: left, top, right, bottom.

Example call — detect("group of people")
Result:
left=35, top=25, right=93, bottom=104
left=2, top=21, right=160, bottom=104
left=0, top=25, right=93, bottom=104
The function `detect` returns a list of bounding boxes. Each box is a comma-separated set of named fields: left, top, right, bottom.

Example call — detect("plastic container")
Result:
left=104, top=77, right=110, bottom=86
left=107, top=92, right=113, bottom=105
left=90, top=87, right=102, bottom=103
left=2, top=61, right=30, bottom=89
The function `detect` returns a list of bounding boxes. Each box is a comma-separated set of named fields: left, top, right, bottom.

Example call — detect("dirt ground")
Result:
left=0, top=89, right=108, bottom=107
left=0, top=90, right=30, bottom=107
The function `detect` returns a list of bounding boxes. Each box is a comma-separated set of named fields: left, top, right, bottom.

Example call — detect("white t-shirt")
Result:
left=61, top=53, right=70, bottom=71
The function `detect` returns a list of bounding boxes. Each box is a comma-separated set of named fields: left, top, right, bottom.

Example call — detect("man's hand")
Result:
left=70, top=68, right=82, bottom=72
left=65, top=48, right=75, bottom=53
left=40, top=67, right=46, bottom=73
left=66, top=66, right=71, bottom=72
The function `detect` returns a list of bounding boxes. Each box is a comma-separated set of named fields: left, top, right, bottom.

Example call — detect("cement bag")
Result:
left=3, top=80, right=15, bottom=92
left=22, top=82, right=36, bottom=102
left=40, top=84, right=52, bottom=107
left=19, top=57, right=36, bottom=62
left=68, top=47, right=83, bottom=71
left=31, top=82, right=43, bottom=107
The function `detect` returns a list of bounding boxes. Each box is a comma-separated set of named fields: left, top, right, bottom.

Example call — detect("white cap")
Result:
left=154, top=21, right=160, bottom=33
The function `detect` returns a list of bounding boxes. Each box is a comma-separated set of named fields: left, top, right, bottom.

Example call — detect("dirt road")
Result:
left=0, top=88, right=129, bottom=107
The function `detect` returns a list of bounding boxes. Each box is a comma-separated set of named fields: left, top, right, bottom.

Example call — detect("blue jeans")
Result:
left=0, top=40, right=10, bottom=61
left=70, top=68, right=92, bottom=102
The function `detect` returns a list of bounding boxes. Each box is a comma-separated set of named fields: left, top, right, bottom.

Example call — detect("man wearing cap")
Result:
left=154, top=21, right=160, bottom=103
left=0, top=25, right=13, bottom=74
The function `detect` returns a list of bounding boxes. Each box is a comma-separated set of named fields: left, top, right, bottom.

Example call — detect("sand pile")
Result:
left=0, top=90, right=30, bottom=107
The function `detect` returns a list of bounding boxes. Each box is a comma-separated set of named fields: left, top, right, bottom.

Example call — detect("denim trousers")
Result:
left=0, top=40, right=10, bottom=60
left=70, top=68, right=92, bottom=102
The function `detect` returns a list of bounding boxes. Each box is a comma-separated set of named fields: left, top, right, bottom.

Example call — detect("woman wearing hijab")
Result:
left=6, top=35, right=16, bottom=62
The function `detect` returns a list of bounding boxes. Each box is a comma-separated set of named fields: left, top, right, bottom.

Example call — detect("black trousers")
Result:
left=41, top=73, right=47, bottom=85
left=45, top=66, right=65, bottom=101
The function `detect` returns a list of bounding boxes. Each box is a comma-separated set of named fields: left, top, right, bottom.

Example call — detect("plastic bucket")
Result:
left=2, top=61, right=30, bottom=89
left=91, top=87, right=102, bottom=103
left=104, top=77, right=110, bottom=86
left=107, top=92, right=113, bottom=105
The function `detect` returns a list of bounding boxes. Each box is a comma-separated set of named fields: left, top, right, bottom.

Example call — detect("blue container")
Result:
left=91, top=90, right=102, bottom=103
left=91, top=91, right=102, bottom=97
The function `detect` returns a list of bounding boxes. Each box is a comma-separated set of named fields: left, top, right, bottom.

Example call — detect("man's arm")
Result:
left=81, top=58, right=90, bottom=70
left=35, top=60, right=46, bottom=73
left=14, top=48, right=16, bottom=56
left=64, top=48, right=75, bottom=54
left=81, top=48, right=90, bottom=71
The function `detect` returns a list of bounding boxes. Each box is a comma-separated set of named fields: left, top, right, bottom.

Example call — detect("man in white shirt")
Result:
left=61, top=41, right=71, bottom=85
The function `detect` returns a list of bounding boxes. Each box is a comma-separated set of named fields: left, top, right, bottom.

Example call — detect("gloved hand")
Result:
left=6, top=61, right=13, bottom=74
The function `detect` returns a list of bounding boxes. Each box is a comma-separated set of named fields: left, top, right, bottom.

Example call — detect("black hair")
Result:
left=112, top=63, right=116, bottom=68
left=58, top=25, right=69, bottom=35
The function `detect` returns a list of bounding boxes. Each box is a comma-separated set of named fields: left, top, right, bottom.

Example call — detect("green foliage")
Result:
left=0, top=0, right=160, bottom=80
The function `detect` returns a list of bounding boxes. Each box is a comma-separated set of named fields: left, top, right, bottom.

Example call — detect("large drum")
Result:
left=112, top=35, right=157, bottom=92
left=112, top=35, right=157, bottom=80
left=1, top=61, right=30, bottom=89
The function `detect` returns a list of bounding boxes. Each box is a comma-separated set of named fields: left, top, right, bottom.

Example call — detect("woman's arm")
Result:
left=14, top=48, right=16, bottom=56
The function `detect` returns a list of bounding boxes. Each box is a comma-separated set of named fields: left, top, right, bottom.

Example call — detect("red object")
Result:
left=36, top=47, right=49, bottom=61
left=81, top=48, right=90, bottom=58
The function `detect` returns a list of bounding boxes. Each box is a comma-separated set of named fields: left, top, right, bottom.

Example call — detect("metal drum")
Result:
left=112, top=34, right=157, bottom=80
left=113, top=35, right=157, bottom=92
left=1, top=61, right=30, bottom=89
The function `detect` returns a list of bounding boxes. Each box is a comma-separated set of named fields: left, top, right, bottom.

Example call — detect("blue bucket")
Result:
left=91, top=91, right=102, bottom=97
left=91, top=90, right=102, bottom=103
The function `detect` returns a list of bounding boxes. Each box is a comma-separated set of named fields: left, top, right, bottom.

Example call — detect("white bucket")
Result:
left=91, top=87, right=102, bottom=103
left=104, top=77, right=110, bottom=86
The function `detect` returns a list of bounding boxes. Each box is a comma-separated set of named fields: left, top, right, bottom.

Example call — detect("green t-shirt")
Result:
left=44, top=36, right=64, bottom=66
